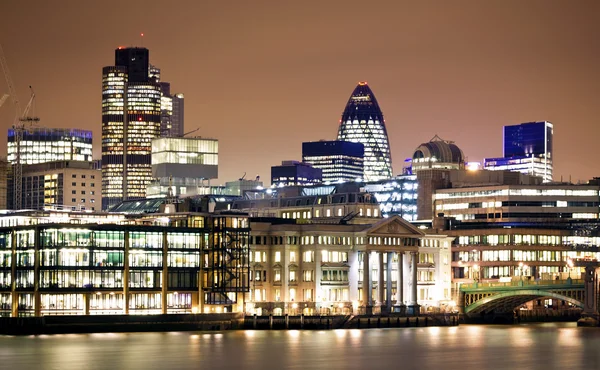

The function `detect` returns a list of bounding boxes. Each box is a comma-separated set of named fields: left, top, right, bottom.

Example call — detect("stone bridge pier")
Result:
left=575, top=261, right=600, bottom=325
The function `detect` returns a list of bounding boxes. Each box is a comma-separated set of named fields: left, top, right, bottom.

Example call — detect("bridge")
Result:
left=460, top=279, right=585, bottom=316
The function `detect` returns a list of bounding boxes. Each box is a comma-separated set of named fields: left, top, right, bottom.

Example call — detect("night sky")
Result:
left=1, top=0, right=598, bottom=185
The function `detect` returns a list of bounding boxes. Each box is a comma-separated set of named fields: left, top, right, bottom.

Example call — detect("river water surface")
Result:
left=1, top=323, right=599, bottom=370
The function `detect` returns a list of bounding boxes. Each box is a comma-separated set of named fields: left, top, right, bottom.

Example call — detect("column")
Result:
left=409, top=251, right=419, bottom=315
left=11, top=231, right=17, bottom=317
left=161, top=231, right=168, bottom=314
left=583, top=265, right=599, bottom=317
left=33, top=226, right=40, bottom=317
left=198, top=269, right=205, bottom=314
left=378, top=252, right=384, bottom=307
left=396, top=252, right=404, bottom=308
left=362, top=251, right=371, bottom=313
left=123, top=231, right=130, bottom=315
left=386, top=252, right=393, bottom=311
left=84, top=293, right=90, bottom=315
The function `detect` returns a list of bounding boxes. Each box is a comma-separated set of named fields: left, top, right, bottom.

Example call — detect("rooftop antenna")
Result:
left=140, top=33, right=144, bottom=47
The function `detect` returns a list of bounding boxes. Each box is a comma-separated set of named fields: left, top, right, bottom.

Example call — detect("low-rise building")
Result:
left=8, top=161, right=101, bottom=211
left=246, top=216, right=453, bottom=315
left=0, top=210, right=250, bottom=317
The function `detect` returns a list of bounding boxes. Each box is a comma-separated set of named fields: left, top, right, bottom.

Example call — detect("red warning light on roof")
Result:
left=141, top=33, right=144, bottom=37
left=118, top=46, right=124, bottom=50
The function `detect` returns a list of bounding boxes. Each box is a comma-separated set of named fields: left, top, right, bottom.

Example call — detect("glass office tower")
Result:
left=302, top=140, right=364, bottom=183
left=337, top=82, right=392, bottom=181
left=485, top=121, right=553, bottom=182
left=101, top=48, right=162, bottom=210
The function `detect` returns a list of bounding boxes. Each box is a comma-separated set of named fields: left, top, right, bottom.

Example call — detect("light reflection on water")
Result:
left=0, top=323, right=599, bottom=370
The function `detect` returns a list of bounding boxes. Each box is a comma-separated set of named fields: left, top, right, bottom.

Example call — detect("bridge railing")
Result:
left=460, top=279, right=584, bottom=290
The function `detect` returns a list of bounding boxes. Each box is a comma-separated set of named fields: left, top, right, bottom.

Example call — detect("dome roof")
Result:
left=412, top=135, right=464, bottom=168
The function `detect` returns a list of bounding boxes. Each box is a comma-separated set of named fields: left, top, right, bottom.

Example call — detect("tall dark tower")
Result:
left=337, top=82, right=392, bottom=181
left=102, top=47, right=161, bottom=210
left=115, top=47, right=150, bottom=83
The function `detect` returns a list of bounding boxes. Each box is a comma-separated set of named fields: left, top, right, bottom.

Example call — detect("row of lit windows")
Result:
left=457, top=234, right=563, bottom=246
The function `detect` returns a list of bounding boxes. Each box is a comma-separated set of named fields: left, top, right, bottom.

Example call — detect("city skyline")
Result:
left=0, top=0, right=599, bottom=185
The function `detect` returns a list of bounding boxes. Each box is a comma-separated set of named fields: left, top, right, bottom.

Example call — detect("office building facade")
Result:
left=148, top=137, right=218, bottom=198
left=271, top=161, right=322, bottom=187
left=302, top=140, right=364, bottom=183
left=102, top=47, right=162, bottom=210
left=0, top=211, right=250, bottom=317
left=484, top=121, right=553, bottom=182
left=7, top=128, right=93, bottom=165
left=337, top=82, right=393, bottom=181
left=7, top=161, right=101, bottom=211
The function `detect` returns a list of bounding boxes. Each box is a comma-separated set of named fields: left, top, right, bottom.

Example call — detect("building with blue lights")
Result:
left=302, top=140, right=364, bottom=183
left=7, top=128, right=93, bottom=165
left=484, top=121, right=553, bottom=182
left=337, top=82, right=392, bottom=181
left=271, top=161, right=322, bottom=187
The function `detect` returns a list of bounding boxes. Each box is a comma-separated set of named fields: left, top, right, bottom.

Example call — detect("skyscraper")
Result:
left=102, top=47, right=161, bottom=210
left=337, top=82, right=392, bottom=181
left=171, top=93, right=185, bottom=137
left=484, top=121, right=553, bottom=182
left=149, top=64, right=184, bottom=138
left=302, top=140, right=364, bottom=183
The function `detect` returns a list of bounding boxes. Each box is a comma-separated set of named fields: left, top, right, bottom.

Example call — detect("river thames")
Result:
left=1, top=323, right=599, bottom=370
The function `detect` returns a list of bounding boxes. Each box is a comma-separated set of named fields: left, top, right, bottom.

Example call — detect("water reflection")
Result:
left=0, top=324, right=599, bottom=370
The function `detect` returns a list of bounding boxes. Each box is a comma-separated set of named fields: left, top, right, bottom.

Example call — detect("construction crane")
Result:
left=181, top=127, right=199, bottom=137
left=12, top=87, right=40, bottom=210
left=0, top=43, right=40, bottom=209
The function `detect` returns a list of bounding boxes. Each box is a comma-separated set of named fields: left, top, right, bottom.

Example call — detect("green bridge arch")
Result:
left=464, top=290, right=584, bottom=315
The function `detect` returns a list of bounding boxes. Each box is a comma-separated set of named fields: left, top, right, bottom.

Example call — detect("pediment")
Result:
left=365, top=215, right=425, bottom=237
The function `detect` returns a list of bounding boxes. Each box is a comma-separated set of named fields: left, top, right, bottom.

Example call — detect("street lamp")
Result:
left=473, top=264, right=480, bottom=282
left=518, top=262, right=524, bottom=281
left=567, top=259, right=574, bottom=279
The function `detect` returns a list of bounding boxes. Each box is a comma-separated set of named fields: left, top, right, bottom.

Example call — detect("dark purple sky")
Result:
left=1, top=0, right=598, bottom=184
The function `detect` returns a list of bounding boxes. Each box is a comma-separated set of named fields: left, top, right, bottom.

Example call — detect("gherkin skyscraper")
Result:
left=337, top=82, right=393, bottom=181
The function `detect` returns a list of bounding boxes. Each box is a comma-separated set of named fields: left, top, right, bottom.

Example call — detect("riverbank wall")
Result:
left=0, top=313, right=245, bottom=335
left=462, top=309, right=582, bottom=325
left=0, top=312, right=460, bottom=335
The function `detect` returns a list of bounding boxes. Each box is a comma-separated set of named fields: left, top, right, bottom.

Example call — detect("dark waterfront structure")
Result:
left=302, top=140, right=364, bottom=183
left=337, top=82, right=392, bottom=182
left=485, top=121, right=553, bottom=182
left=0, top=211, right=250, bottom=317
left=271, top=161, right=322, bottom=187
left=102, top=47, right=162, bottom=210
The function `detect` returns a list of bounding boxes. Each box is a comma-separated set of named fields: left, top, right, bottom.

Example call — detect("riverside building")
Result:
left=0, top=210, right=250, bottom=317
left=432, top=182, right=600, bottom=307
left=246, top=216, right=453, bottom=316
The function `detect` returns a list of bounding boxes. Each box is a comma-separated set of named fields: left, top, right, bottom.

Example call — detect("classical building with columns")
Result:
left=246, top=215, right=453, bottom=315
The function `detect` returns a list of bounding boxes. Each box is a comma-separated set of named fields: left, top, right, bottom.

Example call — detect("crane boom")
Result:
left=1, top=44, right=40, bottom=210
left=0, top=44, right=21, bottom=123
